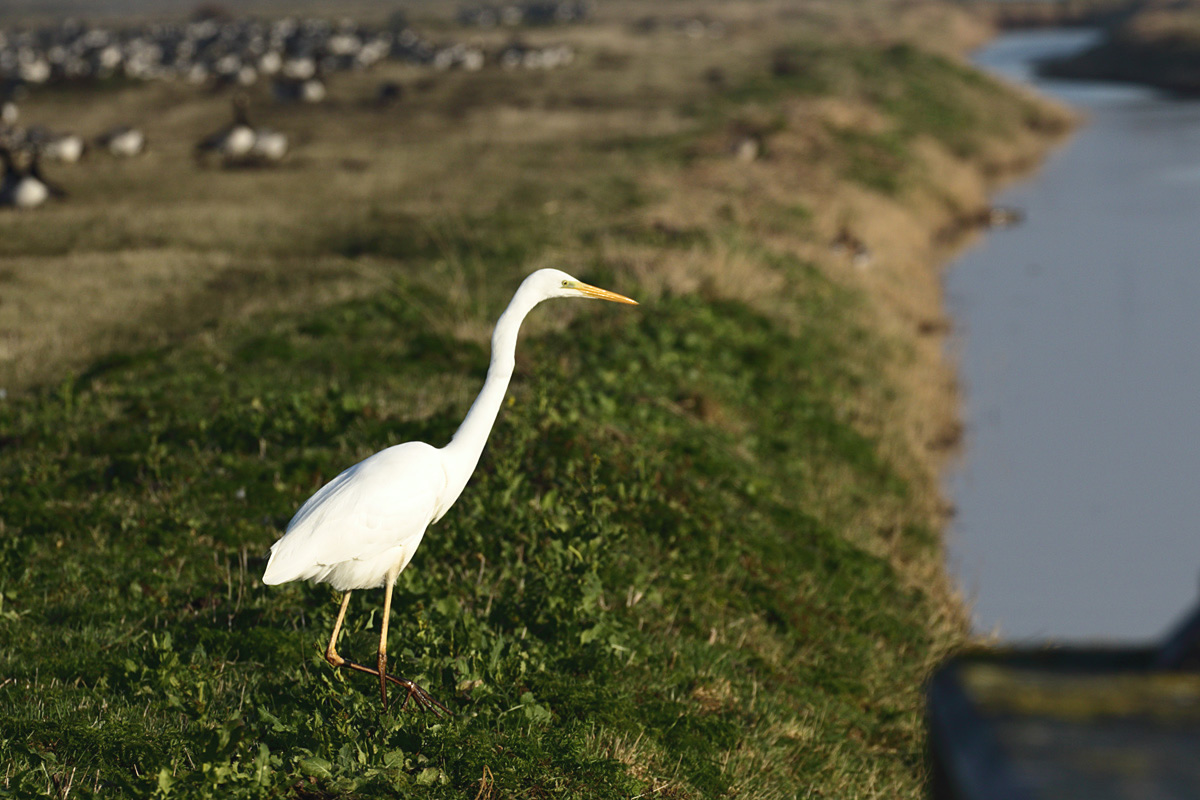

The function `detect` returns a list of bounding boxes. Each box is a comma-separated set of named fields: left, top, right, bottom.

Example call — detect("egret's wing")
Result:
left=262, top=442, right=446, bottom=585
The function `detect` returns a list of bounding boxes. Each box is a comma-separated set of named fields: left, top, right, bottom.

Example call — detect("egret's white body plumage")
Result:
left=264, top=442, right=444, bottom=590
left=263, top=269, right=637, bottom=598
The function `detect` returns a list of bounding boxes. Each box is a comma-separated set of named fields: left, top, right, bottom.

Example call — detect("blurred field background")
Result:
left=0, top=1, right=1070, bottom=797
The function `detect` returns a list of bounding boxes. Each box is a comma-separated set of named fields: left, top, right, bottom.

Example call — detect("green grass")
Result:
left=0, top=215, right=944, bottom=797
left=0, top=233, right=939, bottom=797
left=720, top=39, right=1034, bottom=192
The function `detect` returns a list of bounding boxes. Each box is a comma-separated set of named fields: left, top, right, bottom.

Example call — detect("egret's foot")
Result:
left=324, top=651, right=451, bottom=717
left=390, top=676, right=451, bottom=717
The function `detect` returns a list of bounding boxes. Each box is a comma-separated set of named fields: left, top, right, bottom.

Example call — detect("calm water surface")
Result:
left=947, top=30, right=1200, bottom=642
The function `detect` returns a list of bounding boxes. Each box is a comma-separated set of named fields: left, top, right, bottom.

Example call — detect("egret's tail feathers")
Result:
left=261, top=551, right=289, bottom=585
left=262, top=541, right=306, bottom=585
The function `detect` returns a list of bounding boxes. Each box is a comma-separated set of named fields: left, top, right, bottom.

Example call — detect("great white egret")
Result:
left=263, top=268, right=637, bottom=713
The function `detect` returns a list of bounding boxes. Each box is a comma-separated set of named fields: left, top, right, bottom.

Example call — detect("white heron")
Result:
left=263, top=269, right=637, bottom=713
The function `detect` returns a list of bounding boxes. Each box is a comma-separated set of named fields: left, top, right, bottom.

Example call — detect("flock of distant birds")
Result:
left=0, top=3, right=592, bottom=209
left=0, top=97, right=150, bottom=208
left=0, top=0, right=1028, bottom=283
left=0, top=3, right=592, bottom=86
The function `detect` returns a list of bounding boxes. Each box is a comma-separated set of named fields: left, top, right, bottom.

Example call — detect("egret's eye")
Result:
left=561, top=280, right=569, bottom=287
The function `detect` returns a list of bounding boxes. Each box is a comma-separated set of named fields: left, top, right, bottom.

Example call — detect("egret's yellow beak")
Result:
left=575, top=282, right=638, bottom=305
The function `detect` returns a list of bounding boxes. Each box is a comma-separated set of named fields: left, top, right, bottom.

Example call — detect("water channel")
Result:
left=946, top=29, right=1200, bottom=642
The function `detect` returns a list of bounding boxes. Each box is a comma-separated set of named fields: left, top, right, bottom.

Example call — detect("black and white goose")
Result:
left=195, top=96, right=256, bottom=164
left=28, top=152, right=68, bottom=200
left=250, top=127, right=289, bottom=163
left=0, top=148, right=51, bottom=209
left=271, top=75, right=327, bottom=104
left=95, top=126, right=148, bottom=157
left=1, top=100, right=17, bottom=129
left=25, top=126, right=86, bottom=164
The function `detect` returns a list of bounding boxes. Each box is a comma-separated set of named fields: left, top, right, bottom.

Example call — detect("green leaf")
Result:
left=155, top=767, right=174, bottom=797
left=298, top=756, right=332, bottom=778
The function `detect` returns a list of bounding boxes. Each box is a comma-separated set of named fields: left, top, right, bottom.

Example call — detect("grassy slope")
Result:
left=0, top=4, right=1068, bottom=798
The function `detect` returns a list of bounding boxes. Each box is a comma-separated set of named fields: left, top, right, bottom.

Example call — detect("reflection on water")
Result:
left=947, top=30, right=1200, bottom=642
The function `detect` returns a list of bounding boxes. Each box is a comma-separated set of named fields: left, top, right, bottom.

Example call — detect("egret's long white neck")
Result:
left=439, top=282, right=544, bottom=506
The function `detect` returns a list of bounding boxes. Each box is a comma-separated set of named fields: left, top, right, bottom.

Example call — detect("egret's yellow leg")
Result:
left=378, top=571, right=397, bottom=709
left=323, top=591, right=389, bottom=679
left=320, top=584, right=451, bottom=716
left=324, top=591, right=354, bottom=666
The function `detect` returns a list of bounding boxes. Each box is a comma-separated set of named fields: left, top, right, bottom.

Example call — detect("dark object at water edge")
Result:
left=928, top=596, right=1200, bottom=799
